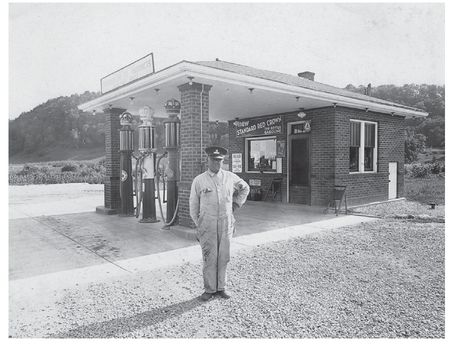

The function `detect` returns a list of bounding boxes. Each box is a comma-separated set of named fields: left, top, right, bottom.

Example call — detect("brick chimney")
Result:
left=298, top=71, right=315, bottom=81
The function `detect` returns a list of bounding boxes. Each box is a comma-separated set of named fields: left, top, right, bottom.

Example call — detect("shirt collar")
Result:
left=207, top=168, right=223, bottom=177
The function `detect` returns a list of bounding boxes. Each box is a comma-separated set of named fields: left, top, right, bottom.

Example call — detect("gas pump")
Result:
left=156, top=98, right=181, bottom=228
left=118, top=100, right=180, bottom=226
left=119, top=112, right=135, bottom=216
left=134, top=106, right=159, bottom=223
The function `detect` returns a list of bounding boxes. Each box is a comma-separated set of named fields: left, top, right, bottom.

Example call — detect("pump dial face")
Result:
left=121, top=170, right=128, bottom=182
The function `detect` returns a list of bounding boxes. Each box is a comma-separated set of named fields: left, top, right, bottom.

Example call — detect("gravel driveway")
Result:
left=350, top=199, right=445, bottom=222
left=10, top=217, right=444, bottom=338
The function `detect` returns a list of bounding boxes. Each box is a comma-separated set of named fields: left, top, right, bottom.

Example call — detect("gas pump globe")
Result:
left=119, top=112, right=134, bottom=216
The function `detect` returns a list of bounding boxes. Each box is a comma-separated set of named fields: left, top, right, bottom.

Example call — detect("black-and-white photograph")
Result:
left=7, top=1, right=446, bottom=340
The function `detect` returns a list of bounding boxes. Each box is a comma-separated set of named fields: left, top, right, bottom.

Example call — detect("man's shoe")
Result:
left=199, top=292, right=214, bottom=301
left=216, top=290, right=231, bottom=299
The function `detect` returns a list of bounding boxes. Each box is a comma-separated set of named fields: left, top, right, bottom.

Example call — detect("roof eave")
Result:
left=79, top=61, right=428, bottom=118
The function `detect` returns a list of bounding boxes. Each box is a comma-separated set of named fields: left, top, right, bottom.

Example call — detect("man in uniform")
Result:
left=190, top=146, right=250, bottom=301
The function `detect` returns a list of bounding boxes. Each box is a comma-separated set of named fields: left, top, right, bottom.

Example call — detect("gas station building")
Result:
left=79, top=58, right=428, bottom=228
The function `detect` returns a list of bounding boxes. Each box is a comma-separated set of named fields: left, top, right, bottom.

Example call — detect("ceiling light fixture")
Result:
left=297, top=108, right=306, bottom=119
left=248, top=88, right=254, bottom=94
left=187, top=76, right=194, bottom=85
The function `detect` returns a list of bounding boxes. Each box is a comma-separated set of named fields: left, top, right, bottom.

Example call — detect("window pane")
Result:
left=350, top=122, right=360, bottom=147
left=365, top=123, right=375, bottom=148
left=248, top=138, right=277, bottom=172
left=350, top=147, right=359, bottom=172
left=364, top=147, right=374, bottom=171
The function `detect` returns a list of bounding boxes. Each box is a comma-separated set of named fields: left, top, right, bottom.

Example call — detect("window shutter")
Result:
left=350, top=122, right=360, bottom=147
left=365, top=123, right=375, bottom=147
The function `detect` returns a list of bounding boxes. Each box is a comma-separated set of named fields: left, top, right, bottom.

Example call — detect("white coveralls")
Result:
left=189, top=169, right=250, bottom=293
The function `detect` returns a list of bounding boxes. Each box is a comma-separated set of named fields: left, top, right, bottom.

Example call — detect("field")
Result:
left=416, top=148, right=445, bottom=164
left=405, top=175, right=445, bottom=205
left=9, top=159, right=106, bottom=185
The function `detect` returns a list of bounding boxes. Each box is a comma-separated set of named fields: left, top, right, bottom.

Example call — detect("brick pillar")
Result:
left=177, top=82, right=212, bottom=228
left=96, top=107, right=125, bottom=215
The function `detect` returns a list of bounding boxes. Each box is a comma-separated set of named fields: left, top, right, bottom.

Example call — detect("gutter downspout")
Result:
left=200, top=84, right=205, bottom=173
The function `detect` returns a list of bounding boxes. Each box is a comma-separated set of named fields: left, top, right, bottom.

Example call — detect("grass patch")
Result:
left=404, top=174, right=445, bottom=205
left=9, top=159, right=106, bottom=185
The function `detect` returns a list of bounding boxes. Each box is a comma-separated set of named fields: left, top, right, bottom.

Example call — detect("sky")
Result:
left=8, top=2, right=445, bottom=120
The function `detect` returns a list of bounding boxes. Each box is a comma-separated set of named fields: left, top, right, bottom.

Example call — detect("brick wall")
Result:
left=103, top=107, right=125, bottom=211
left=306, top=108, right=336, bottom=206
left=177, top=82, right=212, bottom=227
left=227, top=106, right=405, bottom=207
left=334, top=106, right=405, bottom=206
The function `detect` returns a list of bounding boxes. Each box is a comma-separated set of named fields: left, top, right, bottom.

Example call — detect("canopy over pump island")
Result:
left=79, top=54, right=428, bottom=228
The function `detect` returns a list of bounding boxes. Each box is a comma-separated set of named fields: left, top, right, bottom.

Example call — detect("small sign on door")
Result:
left=249, top=179, right=261, bottom=187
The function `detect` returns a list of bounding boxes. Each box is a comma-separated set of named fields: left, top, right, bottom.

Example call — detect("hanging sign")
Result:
left=101, top=53, right=155, bottom=94
left=233, top=115, right=282, bottom=137
left=231, top=153, right=242, bottom=173
left=291, top=120, right=311, bottom=134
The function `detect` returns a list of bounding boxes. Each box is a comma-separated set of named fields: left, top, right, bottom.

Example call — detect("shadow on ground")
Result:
left=51, top=297, right=203, bottom=338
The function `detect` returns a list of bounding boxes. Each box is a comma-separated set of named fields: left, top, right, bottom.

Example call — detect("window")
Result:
left=364, top=123, right=376, bottom=171
left=349, top=122, right=360, bottom=172
left=349, top=120, right=378, bottom=173
left=290, top=121, right=311, bottom=134
left=246, top=137, right=277, bottom=172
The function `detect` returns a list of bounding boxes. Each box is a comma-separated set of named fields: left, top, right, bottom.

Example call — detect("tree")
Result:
left=405, top=131, right=426, bottom=163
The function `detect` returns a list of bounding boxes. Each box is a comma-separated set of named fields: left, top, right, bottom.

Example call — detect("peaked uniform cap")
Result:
left=205, top=146, right=227, bottom=160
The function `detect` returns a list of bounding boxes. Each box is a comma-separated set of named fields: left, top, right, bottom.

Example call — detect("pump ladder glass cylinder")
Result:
left=138, top=125, right=155, bottom=152
left=119, top=129, right=134, bottom=151
left=164, top=121, right=180, bottom=148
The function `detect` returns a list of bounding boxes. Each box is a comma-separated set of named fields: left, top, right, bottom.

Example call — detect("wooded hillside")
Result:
left=345, top=84, right=444, bottom=148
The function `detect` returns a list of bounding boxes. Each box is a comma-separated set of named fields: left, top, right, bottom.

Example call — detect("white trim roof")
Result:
left=195, top=60, right=424, bottom=113
left=79, top=59, right=428, bottom=118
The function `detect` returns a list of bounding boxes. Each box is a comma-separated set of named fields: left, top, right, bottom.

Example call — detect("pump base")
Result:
left=139, top=218, right=160, bottom=223
left=96, top=206, right=118, bottom=215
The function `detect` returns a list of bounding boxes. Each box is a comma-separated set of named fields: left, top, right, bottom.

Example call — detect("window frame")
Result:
left=349, top=119, right=378, bottom=174
left=245, top=136, right=278, bottom=173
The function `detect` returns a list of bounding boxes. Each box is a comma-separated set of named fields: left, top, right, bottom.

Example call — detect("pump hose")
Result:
left=155, top=152, right=180, bottom=226
left=134, top=154, right=145, bottom=218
